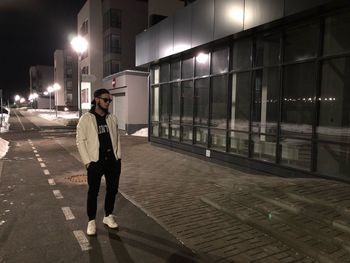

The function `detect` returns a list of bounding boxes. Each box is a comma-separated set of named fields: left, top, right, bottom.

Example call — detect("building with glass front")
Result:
left=136, top=0, right=350, bottom=181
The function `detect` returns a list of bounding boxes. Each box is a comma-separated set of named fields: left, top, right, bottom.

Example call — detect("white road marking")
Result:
left=53, top=190, right=63, bottom=199
left=0, top=220, right=5, bottom=226
left=48, top=179, right=56, bottom=185
left=27, top=139, right=31, bottom=142
left=35, top=154, right=40, bottom=157
left=61, top=207, right=75, bottom=220
left=73, top=230, right=92, bottom=251
left=40, top=163, right=46, bottom=168
left=43, top=169, right=50, bottom=175
left=37, top=158, right=43, bottom=162
left=33, top=150, right=38, bottom=153
left=31, top=147, right=36, bottom=150
left=14, top=110, right=25, bottom=131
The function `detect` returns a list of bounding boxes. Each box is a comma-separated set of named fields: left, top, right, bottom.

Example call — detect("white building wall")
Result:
left=54, top=50, right=65, bottom=107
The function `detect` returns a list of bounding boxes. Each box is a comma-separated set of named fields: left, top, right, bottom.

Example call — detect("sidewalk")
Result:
left=118, top=136, right=350, bottom=263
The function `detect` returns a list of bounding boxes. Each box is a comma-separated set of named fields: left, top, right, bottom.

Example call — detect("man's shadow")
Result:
left=88, top=236, right=105, bottom=263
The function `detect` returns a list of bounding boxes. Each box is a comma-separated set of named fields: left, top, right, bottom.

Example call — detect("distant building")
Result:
left=54, top=49, right=78, bottom=110
left=136, top=0, right=350, bottom=181
left=29, top=65, right=54, bottom=109
left=148, top=0, right=185, bottom=26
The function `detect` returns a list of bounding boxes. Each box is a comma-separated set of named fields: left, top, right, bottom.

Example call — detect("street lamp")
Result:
left=70, top=36, right=88, bottom=117
left=53, top=83, right=61, bottom=118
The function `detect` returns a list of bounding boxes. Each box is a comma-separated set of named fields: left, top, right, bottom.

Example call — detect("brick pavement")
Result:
left=119, top=136, right=350, bottom=262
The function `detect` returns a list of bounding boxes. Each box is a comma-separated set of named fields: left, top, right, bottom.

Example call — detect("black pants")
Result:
left=87, top=157, right=121, bottom=221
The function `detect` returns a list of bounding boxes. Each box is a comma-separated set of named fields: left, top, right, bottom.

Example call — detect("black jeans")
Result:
left=87, top=157, right=121, bottom=221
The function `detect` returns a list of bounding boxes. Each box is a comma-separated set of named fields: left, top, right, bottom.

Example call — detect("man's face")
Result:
left=96, top=93, right=112, bottom=112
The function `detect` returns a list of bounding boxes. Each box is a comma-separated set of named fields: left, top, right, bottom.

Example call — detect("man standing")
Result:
left=76, top=88, right=121, bottom=235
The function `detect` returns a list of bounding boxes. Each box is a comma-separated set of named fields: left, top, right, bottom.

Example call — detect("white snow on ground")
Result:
left=28, top=109, right=79, bottom=121
left=131, top=128, right=148, bottom=137
left=0, top=137, right=9, bottom=159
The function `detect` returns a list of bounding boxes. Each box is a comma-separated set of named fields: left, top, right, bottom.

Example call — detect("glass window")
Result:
left=171, top=124, right=180, bottom=141
left=324, top=12, right=350, bottom=56
left=256, top=34, right=280, bottom=67
left=212, top=48, right=229, bottom=74
left=181, top=125, right=193, bottom=144
left=194, top=78, right=209, bottom=126
left=160, top=84, right=170, bottom=122
left=103, top=9, right=121, bottom=31
left=160, top=123, right=169, bottom=139
left=171, top=61, right=181, bottom=80
left=229, top=131, right=249, bottom=156
left=252, top=68, right=279, bottom=134
left=232, top=38, right=252, bottom=70
left=182, top=57, right=194, bottom=79
left=252, top=134, right=276, bottom=162
left=151, top=66, right=160, bottom=84
left=111, top=34, right=121, bottom=53
left=231, top=72, right=251, bottom=132
left=280, top=138, right=311, bottom=170
left=160, top=63, right=170, bottom=83
left=210, top=129, right=226, bottom=151
left=317, top=143, right=350, bottom=178
left=211, top=75, right=228, bottom=129
left=171, top=82, right=181, bottom=123
left=318, top=58, right=350, bottom=144
left=284, top=23, right=319, bottom=62
left=151, top=123, right=159, bottom=137
left=195, top=52, right=210, bottom=77
left=151, top=86, right=159, bottom=122
left=195, top=127, right=208, bottom=146
left=182, top=81, right=193, bottom=124
left=281, top=63, right=316, bottom=138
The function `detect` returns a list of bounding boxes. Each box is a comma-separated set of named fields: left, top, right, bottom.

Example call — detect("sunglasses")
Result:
left=98, top=97, right=112, bottom=103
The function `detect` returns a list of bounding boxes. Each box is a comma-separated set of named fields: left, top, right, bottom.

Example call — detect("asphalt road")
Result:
left=0, top=109, right=200, bottom=263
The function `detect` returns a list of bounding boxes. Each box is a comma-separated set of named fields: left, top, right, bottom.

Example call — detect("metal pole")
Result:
left=55, top=90, right=58, bottom=118
left=78, top=55, right=82, bottom=117
left=49, top=92, right=52, bottom=114
left=0, top=97, right=3, bottom=128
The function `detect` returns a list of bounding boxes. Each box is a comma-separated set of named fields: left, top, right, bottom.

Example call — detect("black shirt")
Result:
left=93, top=112, right=113, bottom=160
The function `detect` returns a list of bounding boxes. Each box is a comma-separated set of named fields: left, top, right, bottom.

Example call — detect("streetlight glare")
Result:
left=71, top=36, right=88, bottom=54
left=53, top=83, right=61, bottom=91
left=47, top=86, right=54, bottom=93
left=15, top=95, right=20, bottom=101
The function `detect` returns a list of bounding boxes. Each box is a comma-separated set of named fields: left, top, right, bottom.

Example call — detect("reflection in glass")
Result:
left=171, top=82, right=181, bottom=123
left=210, top=129, right=226, bottom=151
left=281, top=63, right=316, bottom=138
left=151, top=123, right=159, bottom=137
left=231, top=72, right=251, bottom=132
left=211, top=75, right=228, bottom=129
left=152, top=66, right=160, bottom=84
left=229, top=131, right=249, bottom=156
left=171, top=60, right=181, bottom=80
left=195, top=127, right=208, bottom=146
left=252, top=68, right=279, bottom=134
left=232, top=38, right=252, bottom=70
left=182, top=81, right=193, bottom=124
left=171, top=124, right=180, bottom=141
left=252, top=134, right=276, bottom=162
left=280, top=138, right=311, bottom=170
left=324, top=12, right=350, bottom=56
left=255, top=34, right=280, bottom=67
left=194, top=78, right=209, bottom=126
left=195, top=52, right=210, bottom=76
left=160, top=84, right=170, bottom=123
left=160, top=63, right=170, bottom=83
left=160, top=123, right=169, bottom=139
left=151, top=86, right=159, bottom=122
left=182, top=57, right=194, bottom=79
left=317, top=143, right=350, bottom=178
left=284, top=23, right=318, bottom=62
left=181, top=125, right=193, bottom=144
left=318, top=58, right=350, bottom=144
left=212, top=48, right=229, bottom=74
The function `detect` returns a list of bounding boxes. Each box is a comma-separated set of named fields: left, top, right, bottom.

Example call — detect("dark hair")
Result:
left=91, top=88, right=110, bottom=105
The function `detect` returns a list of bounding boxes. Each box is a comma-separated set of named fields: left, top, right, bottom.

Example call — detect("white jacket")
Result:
left=76, top=112, right=121, bottom=165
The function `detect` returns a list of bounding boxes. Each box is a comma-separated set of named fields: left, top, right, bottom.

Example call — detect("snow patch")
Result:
left=130, top=128, right=148, bottom=137
left=0, top=137, right=9, bottom=159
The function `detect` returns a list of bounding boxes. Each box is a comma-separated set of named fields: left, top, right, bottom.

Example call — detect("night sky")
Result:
left=0, top=0, right=86, bottom=102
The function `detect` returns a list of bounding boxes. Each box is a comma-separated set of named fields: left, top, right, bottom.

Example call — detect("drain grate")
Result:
left=64, top=174, right=87, bottom=184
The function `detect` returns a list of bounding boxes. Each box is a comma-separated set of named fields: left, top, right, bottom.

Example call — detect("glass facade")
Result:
left=149, top=11, right=350, bottom=180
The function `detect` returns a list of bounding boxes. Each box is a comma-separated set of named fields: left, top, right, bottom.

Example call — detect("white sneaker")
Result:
left=103, top=215, right=118, bottom=229
left=87, top=220, right=96, bottom=235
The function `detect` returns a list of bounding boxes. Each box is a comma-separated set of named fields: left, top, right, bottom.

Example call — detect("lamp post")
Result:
left=47, top=86, right=54, bottom=114
left=71, top=36, right=88, bottom=117
left=53, top=83, right=61, bottom=118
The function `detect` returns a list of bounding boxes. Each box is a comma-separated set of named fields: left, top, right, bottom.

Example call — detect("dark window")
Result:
left=103, top=9, right=121, bottom=31
left=195, top=52, right=210, bottom=77
left=171, top=82, right=181, bottom=123
left=80, top=20, right=88, bottom=36
left=194, top=78, right=209, bottom=126
left=281, top=63, right=316, bottom=138
left=182, top=81, right=193, bottom=124
left=232, top=39, right=252, bottom=70
left=211, top=75, right=228, bottom=128
left=170, top=61, right=181, bottom=80
left=182, top=57, right=194, bottom=79
left=284, top=23, right=319, bottom=62
left=255, top=33, right=280, bottom=67
left=160, top=63, right=170, bottom=83
left=103, top=60, right=120, bottom=77
left=104, top=34, right=121, bottom=55
left=211, top=47, right=229, bottom=75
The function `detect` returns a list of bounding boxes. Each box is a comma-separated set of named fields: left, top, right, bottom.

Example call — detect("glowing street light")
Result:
left=71, top=36, right=88, bottom=117
left=14, top=95, right=20, bottom=102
